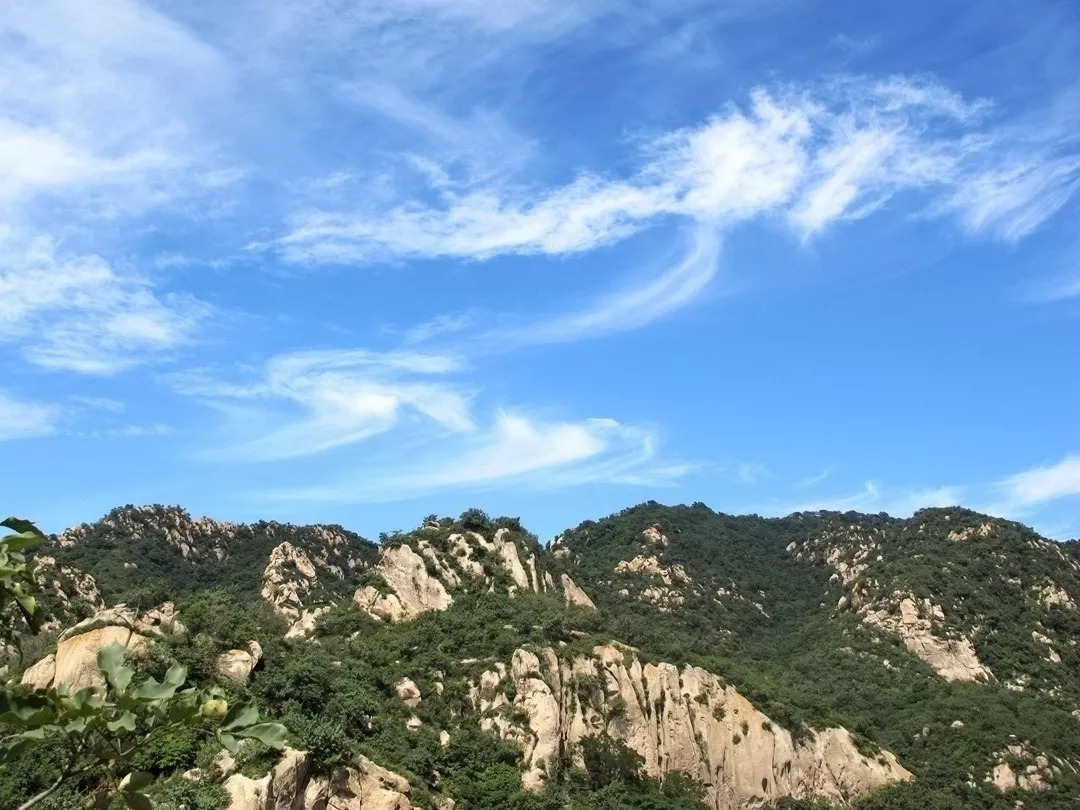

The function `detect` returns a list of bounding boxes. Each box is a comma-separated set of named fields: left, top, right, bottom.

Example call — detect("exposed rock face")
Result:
left=641, top=524, right=669, bottom=546
left=22, top=603, right=184, bottom=691
left=354, top=544, right=453, bottom=622
left=395, top=677, right=422, bottom=708
left=947, top=523, right=994, bottom=542
left=58, top=505, right=238, bottom=561
left=473, top=644, right=911, bottom=809
left=862, top=595, right=990, bottom=682
left=223, top=748, right=424, bottom=810
left=261, top=543, right=320, bottom=622
left=216, top=641, right=263, bottom=683
left=792, top=527, right=993, bottom=683
left=354, top=529, right=596, bottom=621
left=31, top=555, right=104, bottom=628
left=984, top=743, right=1079, bottom=793
left=284, top=607, right=331, bottom=641
left=560, top=574, right=596, bottom=610
left=1039, top=582, right=1076, bottom=611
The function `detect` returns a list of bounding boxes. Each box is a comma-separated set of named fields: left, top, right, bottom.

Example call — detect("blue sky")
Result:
left=1, top=0, right=1078, bottom=541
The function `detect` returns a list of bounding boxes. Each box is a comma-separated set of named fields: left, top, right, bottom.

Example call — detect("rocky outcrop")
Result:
left=284, top=606, right=331, bottom=641
left=560, top=574, right=596, bottom=610
left=21, top=603, right=185, bottom=691
left=792, top=527, right=993, bottom=683
left=473, top=644, right=910, bottom=809
left=222, top=748, right=425, bottom=810
left=355, top=528, right=596, bottom=621
left=216, top=641, right=263, bottom=683
left=395, top=677, right=422, bottom=708
left=31, top=555, right=104, bottom=628
left=261, top=543, right=320, bottom=622
left=984, top=743, right=1079, bottom=792
left=354, top=544, right=453, bottom=622
left=1039, top=582, right=1076, bottom=611
left=861, top=594, right=991, bottom=682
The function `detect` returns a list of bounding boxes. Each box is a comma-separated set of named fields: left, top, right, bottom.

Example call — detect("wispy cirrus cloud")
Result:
left=173, top=348, right=474, bottom=462
left=175, top=345, right=685, bottom=496
left=276, top=76, right=1079, bottom=266
left=994, top=454, right=1080, bottom=509
left=274, top=411, right=677, bottom=502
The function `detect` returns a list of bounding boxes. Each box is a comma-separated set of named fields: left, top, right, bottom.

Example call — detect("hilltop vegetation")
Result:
left=2, top=503, right=1078, bottom=810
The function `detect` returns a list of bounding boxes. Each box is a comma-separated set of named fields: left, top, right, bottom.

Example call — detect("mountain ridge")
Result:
left=4, top=501, right=1079, bottom=809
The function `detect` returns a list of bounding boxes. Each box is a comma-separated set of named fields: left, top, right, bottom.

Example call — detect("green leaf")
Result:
left=1, top=531, right=43, bottom=553
left=131, top=677, right=177, bottom=701
left=119, top=772, right=154, bottom=792
left=217, top=731, right=239, bottom=754
left=106, top=710, right=137, bottom=732
left=222, top=701, right=259, bottom=731
left=97, top=643, right=134, bottom=693
left=122, top=791, right=153, bottom=810
left=163, top=664, right=187, bottom=688
left=1, top=517, right=43, bottom=536
left=236, top=722, right=288, bottom=748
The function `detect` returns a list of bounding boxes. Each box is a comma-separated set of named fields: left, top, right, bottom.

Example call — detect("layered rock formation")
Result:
left=472, top=644, right=911, bottom=809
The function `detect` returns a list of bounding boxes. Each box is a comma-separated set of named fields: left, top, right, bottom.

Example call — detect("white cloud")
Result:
left=795, top=466, right=833, bottom=488
left=736, top=462, right=770, bottom=484
left=945, top=154, right=1080, bottom=242
left=177, top=348, right=475, bottom=462
left=270, top=411, right=678, bottom=501
left=404, top=311, right=479, bottom=345
left=0, top=391, right=58, bottom=441
left=178, top=343, right=686, bottom=497
left=0, top=0, right=231, bottom=219
left=0, top=231, right=211, bottom=374
left=481, top=226, right=721, bottom=348
left=780, top=481, right=960, bottom=517
left=276, top=76, right=1079, bottom=265
left=997, top=454, right=1080, bottom=507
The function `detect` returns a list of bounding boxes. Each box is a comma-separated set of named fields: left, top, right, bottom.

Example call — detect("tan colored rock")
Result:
left=560, top=574, right=596, bottom=610
left=396, top=677, right=422, bottom=708
left=1040, top=583, right=1076, bottom=611
left=22, top=603, right=185, bottom=692
left=494, top=528, right=531, bottom=593
left=481, top=644, right=910, bottom=809
left=439, top=730, right=451, bottom=747
left=354, top=545, right=453, bottom=622
left=224, top=749, right=422, bottom=810
left=285, top=607, right=331, bottom=640
left=217, top=641, right=263, bottom=683
left=21, top=653, right=56, bottom=691
left=862, top=595, right=990, bottom=682
left=261, top=543, right=319, bottom=622
left=641, top=525, right=669, bottom=546
left=224, top=773, right=272, bottom=810
left=272, top=748, right=310, bottom=810
left=615, top=555, right=690, bottom=585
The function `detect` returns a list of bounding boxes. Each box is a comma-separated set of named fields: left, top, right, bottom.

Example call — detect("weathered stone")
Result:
left=395, top=677, right=422, bottom=708
left=477, top=644, right=911, bottom=809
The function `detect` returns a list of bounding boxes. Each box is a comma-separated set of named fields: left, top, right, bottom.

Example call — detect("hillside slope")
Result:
left=2, top=503, right=1078, bottom=810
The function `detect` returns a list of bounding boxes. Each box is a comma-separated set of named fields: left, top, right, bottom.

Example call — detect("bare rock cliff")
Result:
left=473, top=644, right=910, bottom=810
